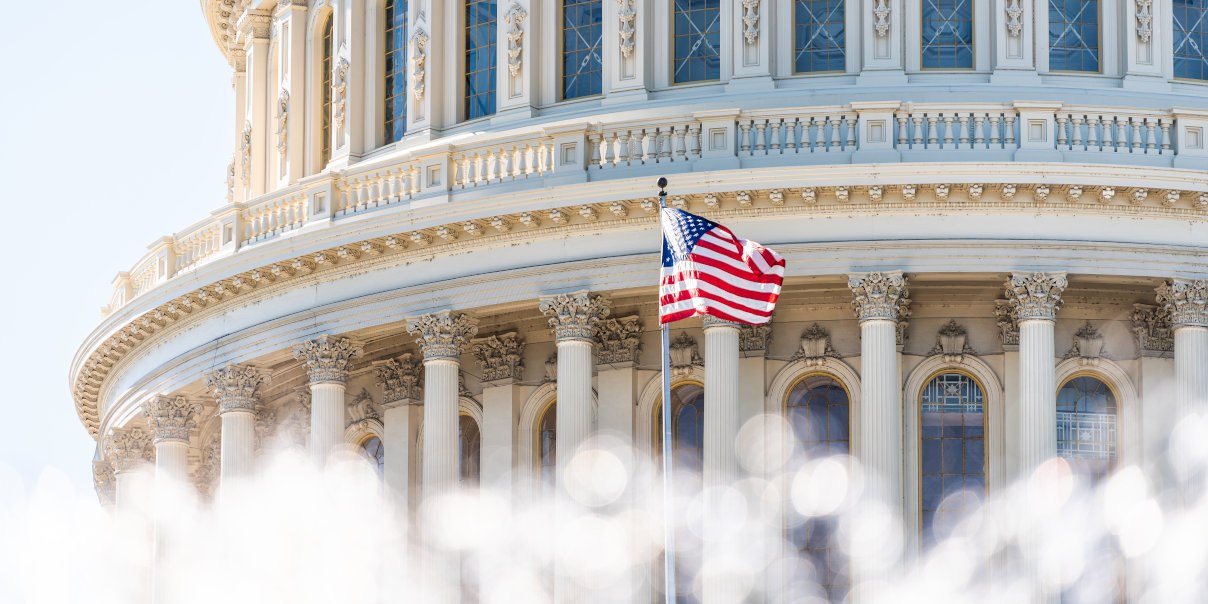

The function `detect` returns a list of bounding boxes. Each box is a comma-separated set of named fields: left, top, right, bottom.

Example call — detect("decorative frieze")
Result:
left=848, top=271, right=910, bottom=322
left=1004, top=272, right=1068, bottom=321
left=539, top=291, right=611, bottom=342
left=293, top=335, right=364, bottom=384
left=407, top=311, right=479, bottom=361
left=205, top=364, right=270, bottom=414
left=929, top=320, right=976, bottom=363
left=793, top=323, right=839, bottom=366
left=595, top=315, right=643, bottom=366
left=472, top=332, right=525, bottom=383
left=375, top=354, right=423, bottom=404
left=1156, top=279, right=1208, bottom=327
left=503, top=4, right=527, bottom=77
left=93, top=460, right=116, bottom=505
left=1132, top=303, right=1174, bottom=355
left=142, top=395, right=203, bottom=444
left=1065, top=321, right=1105, bottom=365
left=669, top=332, right=702, bottom=376
left=103, top=426, right=155, bottom=473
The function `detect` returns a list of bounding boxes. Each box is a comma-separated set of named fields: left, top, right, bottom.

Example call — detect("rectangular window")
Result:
left=921, top=0, right=974, bottom=69
left=465, top=0, right=498, bottom=120
left=795, top=0, right=846, bottom=73
left=1049, top=0, right=1099, bottom=72
left=384, top=0, right=408, bottom=142
left=1174, top=0, right=1208, bottom=80
left=673, top=0, right=722, bottom=84
left=562, top=0, right=603, bottom=99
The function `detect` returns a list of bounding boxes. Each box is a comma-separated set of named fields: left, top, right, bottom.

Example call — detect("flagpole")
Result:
left=657, top=176, right=677, bottom=603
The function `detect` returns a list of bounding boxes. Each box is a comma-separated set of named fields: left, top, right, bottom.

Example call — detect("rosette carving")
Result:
left=539, top=291, right=611, bottom=342
left=1004, top=272, right=1068, bottom=321
left=142, top=395, right=203, bottom=444
left=848, top=271, right=910, bottom=322
left=1156, top=279, right=1208, bottom=327
left=294, top=335, right=364, bottom=384
left=205, top=364, right=270, bottom=414
left=407, top=311, right=479, bottom=361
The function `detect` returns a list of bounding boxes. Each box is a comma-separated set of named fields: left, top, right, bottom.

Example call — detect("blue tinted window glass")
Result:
left=465, top=0, right=497, bottom=120
left=384, top=0, right=408, bottom=142
left=920, top=373, right=985, bottom=548
left=562, top=0, right=603, bottom=99
left=1057, top=376, right=1117, bottom=482
left=1049, top=0, right=1100, bottom=71
left=922, top=0, right=974, bottom=69
left=1174, top=0, right=1208, bottom=80
left=795, top=0, right=846, bottom=73
left=673, top=0, right=721, bottom=83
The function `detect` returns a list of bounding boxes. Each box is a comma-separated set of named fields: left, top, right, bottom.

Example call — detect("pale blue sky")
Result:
left=0, top=2, right=232, bottom=495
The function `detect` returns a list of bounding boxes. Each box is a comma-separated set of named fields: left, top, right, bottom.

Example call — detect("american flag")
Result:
left=660, top=208, right=785, bottom=325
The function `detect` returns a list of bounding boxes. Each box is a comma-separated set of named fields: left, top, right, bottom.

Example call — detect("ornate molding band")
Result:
left=293, top=335, right=364, bottom=384
left=407, top=311, right=479, bottom=361
left=539, top=290, right=611, bottom=342
left=1156, top=278, right=1208, bottom=327
left=1004, top=272, right=1067, bottom=321
left=205, top=364, right=270, bottom=414
left=848, top=271, right=910, bottom=322
left=142, top=395, right=203, bottom=444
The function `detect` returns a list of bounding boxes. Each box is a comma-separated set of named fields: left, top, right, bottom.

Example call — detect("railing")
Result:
left=100, top=101, right=1207, bottom=315
left=1056, top=411, right=1117, bottom=458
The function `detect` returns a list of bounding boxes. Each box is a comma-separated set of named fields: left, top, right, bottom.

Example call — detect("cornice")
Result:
left=70, top=180, right=1208, bottom=438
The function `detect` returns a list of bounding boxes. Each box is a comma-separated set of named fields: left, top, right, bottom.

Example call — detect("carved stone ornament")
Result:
left=93, top=460, right=116, bottom=505
left=873, top=0, right=891, bottom=37
left=332, top=54, right=350, bottom=131
left=995, top=300, right=1020, bottom=346
left=1132, top=303, right=1174, bottom=356
left=375, top=354, right=423, bottom=405
left=240, top=120, right=253, bottom=185
left=545, top=353, right=558, bottom=382
left=618, top=0, right=636, bottom=58
left=347, top=388, right=381, bottom=427
left=669, top=332, right=703, bottom=376
left=103, top=426, right=155, bottom=473
left=459, top=373, right=475, bottom=399
left=1005, top=0, right=1023, bottom=37
left=410, top=27, right=430, bottom=102
left=595, top=315, right=643, bottom=366
left=205, top=364, right=270, bottom=415
left=539, top=291, right=611, bottom=342
left=293, top=335, right=364, bottom=384
left=848, top=271, right=910, bottom=322
left=929, top=320, right=977, bottom=363
left=226, top=158, right=235, bottom=203
left=1156, top=278, right=1208, bottom=327
left=472, top=332, right=525, bottom=383
left=793, top=323, right=840, bottom=366
left=194, top=436, right=221, bottom=497
left=1065, top=321, right=1105, bottom=366
left=254, top=406, right=276, bottom=453
left=275, top=89, right=289, bottom=154
left=1136, top=0, right=1153, bottom=43
left=740, top=323, right=773, bottom=354
left=282, top=390, right=312, bottom=447
left=407, top=311, right=479, bottom=360
left=1004, top=272, right=1068, bottom=321
left=742, top=0, right=760, bottom=45
left=503, top=4, right=527, bottom=78
left=142, top=395, right=203, bottom=444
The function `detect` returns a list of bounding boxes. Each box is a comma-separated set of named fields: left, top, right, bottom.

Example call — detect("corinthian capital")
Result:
left=142, top=395, right=203, bottom=444
left=293, top=335, right=364, bottom=384
left=472, top=332, right=525, bottom=383
left=407, top=311, right=479, bottom=361
left=238, top=9, right=273, bottom=40
left=1004, top=272, right=1068, bottom=321
left=103, top=426, right=154, bottom=473
left=205, top=364, right=271, bottom=414
left=539, top=290, right=611, bottom=341
left=595, top=315, right=643, bottom=366
left=375, top=353, right=423, bottom=406
left=1156, top=278, right=1208, bottom=327
left=848, top=271, right=910, bottom=322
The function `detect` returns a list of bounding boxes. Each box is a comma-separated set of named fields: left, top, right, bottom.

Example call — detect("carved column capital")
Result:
left=1132, top=303, right=1174, bottom=356
left=205, top=364, right=271, bottom=414
left=103, top=426, right=155, bottom=473
left=702, top=316, right=741, bottom=330
left=995, top=300, right=1020, bottom=347
left=1156, top=278, right=1208, bottom=328
left=406, top=311, right=479, bottom=361
left=848, top=271, right=910, bottom=322
left=595, top=315, right=643, bottom=367
left=293, top=335, right=364, bottom=384
left=472, top=332, right=526, bottom=383
left=539, top=290, right=611, bottom=342
left=1004, top=272, right=1068, bottom=322
left=739, top=324, right=772, bottom=356
left=374, top=354, right=424, bottom=406
left=238, top=9, right=273, bottom=41
left=142, top=395, right=204, bottom=444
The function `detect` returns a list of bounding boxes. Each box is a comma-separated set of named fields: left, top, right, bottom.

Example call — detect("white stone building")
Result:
left=74, top=0, right=1208, bottom=601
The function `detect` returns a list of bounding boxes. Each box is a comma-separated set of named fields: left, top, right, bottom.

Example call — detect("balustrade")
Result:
left=453, top=140, right=554, bottom=188
left=1057, top=110, right=1173, bottom=155
left=738, top=110, right=857, bottom=155
left=894, top=107, right=1019, bottom=151
left=589, top=120, right=701, bottom=169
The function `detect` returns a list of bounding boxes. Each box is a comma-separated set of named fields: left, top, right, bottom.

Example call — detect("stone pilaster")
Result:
left=375, top=354, right=424, bottom=513
left=294, top=335, right=364, bottom=464
left=238, top=9, right=272, bottom=198
left=539, top=291, right=610, bottom=480
left=205, top=364, right=270, bottom=485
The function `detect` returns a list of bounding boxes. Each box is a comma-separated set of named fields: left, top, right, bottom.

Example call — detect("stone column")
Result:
left=238, top=10, right=272, bottom=198
left=142, top=395, right=202, bottom=604
left=539, top=291, right=611, bottom=487
left=847, top=271, right=909, bottom=601
left=407, top=311, right=478, bottom=603
left=1157, top=279, right=1208, bottom=503
left=701, top=317, right=741, bottom=604
left=1004, top=272, right=1067, bottom=475
left=103, top=426, right=155, bottom=514
left=205, top=364, right=270, bottom=488
left=294, top=335, right=364, bottom=465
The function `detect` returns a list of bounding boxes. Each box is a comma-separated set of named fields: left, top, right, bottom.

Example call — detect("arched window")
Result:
left=1049, top=0, right=1100, bottom=72
left=654, top=382, right=705, bottom=472
left=921, top=0, right=974, bottom=69
left=384, top=0, right=408, bottom=142
left=320, top=15, right=334, bottom=165
left=464, top=0, right=498, bottom=120
left=785, top=374, right=850, bottom=601
left=561, top=0, right=603, bottom=99
left=360, top=435, right=385, bottom=477
left=1056, top=376, right=1117, bottom=482
left=919, top=372, right=985, bottom=547
left=794, top=0, right=846, bottom=74
left=672, top=0, right=722, bottom=84
left=1174, top=0, right=1208, bottom=80
left=536, top=400, right=557, bottom=496
left=459, top=413, right=481, bottom=485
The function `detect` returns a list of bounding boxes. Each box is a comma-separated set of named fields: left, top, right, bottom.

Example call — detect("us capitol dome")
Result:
left=72, top=0, right=1208, bottom=602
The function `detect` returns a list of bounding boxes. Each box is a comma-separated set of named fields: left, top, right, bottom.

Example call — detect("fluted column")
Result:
left=700, top=316, right=742, bottom=604
left=104, top=426, right=155, bottom=514
left=205, top=364, right=270, bottom=488
left=1158, top=279, right=1208, bottom=419
left=539, top=291, right=611, bottom=486
left=143, top=395, right=201, bottom=604
left=848, top=271, right=909, bottom=602
left=1004, top=272, right=1067, bottom=474
left=294, top=336, right=364, bottom=465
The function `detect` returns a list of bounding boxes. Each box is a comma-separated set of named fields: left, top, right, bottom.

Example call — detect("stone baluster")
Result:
left=205, top=364, right=270, bottom=489
left=294, top=335, right=364, bottom=465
